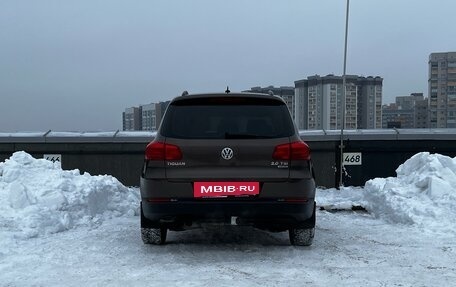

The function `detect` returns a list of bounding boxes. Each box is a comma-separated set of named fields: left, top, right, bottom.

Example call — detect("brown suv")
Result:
left=140, top=91, right=316, bottom=245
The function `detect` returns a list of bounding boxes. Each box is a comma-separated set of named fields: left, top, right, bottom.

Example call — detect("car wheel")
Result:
left=289, top=227, right=315, bottom=246
left=141, top=227, right=167, bottom=245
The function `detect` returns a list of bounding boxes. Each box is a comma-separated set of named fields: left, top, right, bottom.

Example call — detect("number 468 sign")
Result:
left=343, top=152, right=362, bottom=165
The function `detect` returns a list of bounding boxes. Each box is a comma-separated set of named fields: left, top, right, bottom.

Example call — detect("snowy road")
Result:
left=2, top=152, right=456, bottom=286
left=2, top=210, right=455, bottom=287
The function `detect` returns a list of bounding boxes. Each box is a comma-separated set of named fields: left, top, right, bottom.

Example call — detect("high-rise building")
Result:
left=414, top=94, right=429, bottom=129
left=429, top=52, right=456, bottom=128
left=382, top=103, right=402, bottom=128
left=356, top=77, right=383, bottom=129
left=294, top=79, right=309, bottom=129
left=244, top=86, right=295, bottom=118
left=141, top=103, right=156, bottom=131
left=294, top=75, right=383, bottom=130
left=382, top=93, right=428, bottom=129
left=122, top=107, right=142, bottom=131
left=123, top=101, right=170, bottom=131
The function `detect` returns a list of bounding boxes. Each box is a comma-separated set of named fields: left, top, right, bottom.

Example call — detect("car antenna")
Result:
left=225, top=86, right=230, bottom=94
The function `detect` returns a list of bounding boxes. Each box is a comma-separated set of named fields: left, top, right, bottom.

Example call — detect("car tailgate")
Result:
left=164, top=138, right=290, bottom=181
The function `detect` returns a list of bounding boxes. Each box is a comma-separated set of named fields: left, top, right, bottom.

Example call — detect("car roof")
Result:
left=170, top=92, right=286, bottom=103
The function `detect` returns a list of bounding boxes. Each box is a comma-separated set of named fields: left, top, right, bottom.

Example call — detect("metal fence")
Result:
left=1, top=129, right=456, bottom=187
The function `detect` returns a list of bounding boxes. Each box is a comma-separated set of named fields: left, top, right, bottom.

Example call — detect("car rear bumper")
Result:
left=140, top=177, right=316, bottom=230
left=142, top=199, right=315, bottom=231
left=140, top=177, right=316, bottom=199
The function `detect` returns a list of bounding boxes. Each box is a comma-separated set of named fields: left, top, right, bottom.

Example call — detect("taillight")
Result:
left=272, top=143, right=290, bottom=160
left=272, top=141, right=310, bottom=160
left=145, top=141, right=182, bottom=160
left=290, top=141, right=311, bottom=160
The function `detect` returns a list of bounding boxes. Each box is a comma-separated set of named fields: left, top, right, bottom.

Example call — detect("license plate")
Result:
left=194, top=182, right=260, bottom=198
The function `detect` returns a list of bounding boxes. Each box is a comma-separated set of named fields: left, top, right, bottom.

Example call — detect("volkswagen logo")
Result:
left=221, top=147, right=234, bottom=160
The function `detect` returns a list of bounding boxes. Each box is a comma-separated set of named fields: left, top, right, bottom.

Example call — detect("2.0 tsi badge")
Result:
left=221, top=147, right=234, bottom=160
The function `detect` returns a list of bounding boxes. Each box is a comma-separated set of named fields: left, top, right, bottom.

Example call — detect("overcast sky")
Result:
left=1, top=0, right=456, bottom=132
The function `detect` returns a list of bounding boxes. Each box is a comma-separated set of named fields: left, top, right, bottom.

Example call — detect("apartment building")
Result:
left=382, top=93, right=428, bottom=128
left=294, top=75, right=383, bottom=130
left=414, top=95, right=429, bottom=128
left=122, top=101, right=170, bottom=131
left=122, top=107, right=141, bottom=131
left=429, top=52, right=456, bottom=128
left=141, top=103, right=156, bottom=131
left=243, top=86, right=295, bottom=118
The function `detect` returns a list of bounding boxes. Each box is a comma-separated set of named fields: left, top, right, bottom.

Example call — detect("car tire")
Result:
left=141, top=227, right=167, bottom=245
left=289, top=227, right=315, bottom=246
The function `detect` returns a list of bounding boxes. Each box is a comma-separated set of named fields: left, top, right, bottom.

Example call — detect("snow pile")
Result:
left=317, top=152, right=456, bottom=234
left=0, top=151, right=139, bottom=238
left=317, top=186, right=367, bottom=211
left=363, top=152, right=456, bottom=233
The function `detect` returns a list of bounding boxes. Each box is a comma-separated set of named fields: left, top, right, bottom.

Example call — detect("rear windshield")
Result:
left=160, top=97, right=295, bottom=139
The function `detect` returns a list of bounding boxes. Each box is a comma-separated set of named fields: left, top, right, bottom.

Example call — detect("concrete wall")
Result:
left=1, top=130, right=456, bottom=188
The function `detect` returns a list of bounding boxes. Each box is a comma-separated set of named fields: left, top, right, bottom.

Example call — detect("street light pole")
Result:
left=339, top=0, right=350, bottom=188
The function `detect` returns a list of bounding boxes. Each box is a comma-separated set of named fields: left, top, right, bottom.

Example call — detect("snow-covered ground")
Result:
left=1, top=152, right=456, bottom=286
